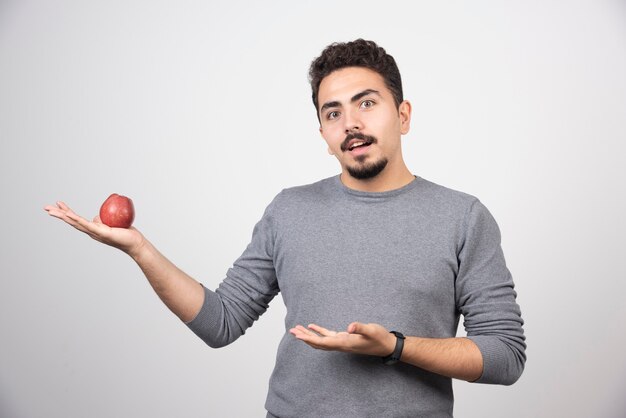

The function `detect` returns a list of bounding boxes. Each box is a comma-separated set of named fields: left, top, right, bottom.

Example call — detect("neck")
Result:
left=340, top=163, right=415, bottom=193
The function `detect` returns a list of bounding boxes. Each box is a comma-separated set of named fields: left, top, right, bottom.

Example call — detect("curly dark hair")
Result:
left=308, top=39, right=404, bottom=121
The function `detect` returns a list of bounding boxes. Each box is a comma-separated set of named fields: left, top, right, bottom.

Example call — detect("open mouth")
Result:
left=348, top=140, right=372, bottom=151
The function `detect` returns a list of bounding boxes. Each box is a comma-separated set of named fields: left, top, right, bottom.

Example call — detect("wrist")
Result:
left=382, top=331, right=405, bottom=365
left=127, top=236, right=150, bottom=261
left=383, top=331, right=397, bottom=356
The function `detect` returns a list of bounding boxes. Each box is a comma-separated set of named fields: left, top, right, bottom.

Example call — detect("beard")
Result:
left=346, top=157, right=388, bottom=179
left=342, top=132, right=387, bottom=180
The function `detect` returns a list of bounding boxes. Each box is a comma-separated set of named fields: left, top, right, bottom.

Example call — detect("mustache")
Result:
left=341, top=132, right=378, bottom=152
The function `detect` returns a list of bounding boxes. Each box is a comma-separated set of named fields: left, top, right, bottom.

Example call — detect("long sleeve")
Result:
left=456, top=199, right=526, bottom=385
left=185, top=194, right=281, bottom=348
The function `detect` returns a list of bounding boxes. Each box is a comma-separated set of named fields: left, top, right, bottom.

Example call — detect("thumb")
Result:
left=348, top=322, right=367, bottom=335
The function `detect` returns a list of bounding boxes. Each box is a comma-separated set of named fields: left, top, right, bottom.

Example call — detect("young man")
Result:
left=46, top=39, right=526, bottom=417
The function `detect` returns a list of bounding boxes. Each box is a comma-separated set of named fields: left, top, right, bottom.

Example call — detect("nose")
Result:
left=343, top=108, right=362, bottom=134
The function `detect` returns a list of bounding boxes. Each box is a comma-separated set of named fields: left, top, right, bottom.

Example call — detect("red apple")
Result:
left=99, top=193, right=135, bottom=228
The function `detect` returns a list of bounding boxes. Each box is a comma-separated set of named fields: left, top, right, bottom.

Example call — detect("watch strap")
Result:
left=382, top=331, right=405, bottom=365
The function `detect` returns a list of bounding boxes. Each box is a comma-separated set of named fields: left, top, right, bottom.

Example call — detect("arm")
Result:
left=400, top=335, right=482, bottom=382
left=455, top=200, right=526, bottom=385
left=44, top=201, right=204, bottom=322
left=46, top=195, right=281, bottom=348
left=128, top=238, right=205, bottom=322
left=290, top=322, right=483, bottom=382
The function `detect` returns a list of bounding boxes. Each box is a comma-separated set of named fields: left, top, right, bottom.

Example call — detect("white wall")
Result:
left=1, top=1, right=625, bottom=416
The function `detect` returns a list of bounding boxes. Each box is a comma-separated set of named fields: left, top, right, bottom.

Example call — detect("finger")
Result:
left=290, top=328, right=321, bottom=344
left=44, top=205, right=66, bottom=219
left=58, top=202, right=93, bottom=225
left=73, top=214, right=112, bottom=237
left=44, top=203, right=90, bottom=232
left=307, top=343, right=330, bottom=351
left=58, top=205, right=107, bottom=237
left=294, top=325, right=320, bottom=336
left=289, top=326, right=302, bottom=337
left=64, top=210, right=97, bottom=232
left=289, top=325, right=310, bottom=338
left=51, top=202, right=83, bottom=223
left=291, top=326, right=332, bottom=344
left=44, top=201, right=71, bottom=216
left=293, top=335, right=331, bottom=351
left=293, top=337, right=328, bottom=351
left=56, top=201, right=71, bottom=211
left=308, top=323, right=337, bottom=337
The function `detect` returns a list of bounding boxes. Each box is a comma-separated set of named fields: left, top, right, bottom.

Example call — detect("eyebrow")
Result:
left=319, top=89, right=381, bottom=113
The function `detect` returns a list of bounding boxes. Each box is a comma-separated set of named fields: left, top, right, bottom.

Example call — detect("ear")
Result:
left=319, top=126, right=335, bottom=155
left=399, top=100, right=412, bottom=135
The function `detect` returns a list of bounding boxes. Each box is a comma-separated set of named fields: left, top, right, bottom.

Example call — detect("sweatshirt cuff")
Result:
left=466, top=335, right=523, bottom=385
left=185, top=285, right=225, bottom=347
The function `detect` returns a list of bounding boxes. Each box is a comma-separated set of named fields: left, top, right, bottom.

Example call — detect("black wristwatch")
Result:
left=382, top=331, right=405, bottom=365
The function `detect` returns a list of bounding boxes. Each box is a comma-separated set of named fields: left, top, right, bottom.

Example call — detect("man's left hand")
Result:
left=289, top=322, right=397, bottom=357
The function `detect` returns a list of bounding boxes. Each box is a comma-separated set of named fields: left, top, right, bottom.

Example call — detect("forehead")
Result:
left=318, top=67, right=389, bottom=103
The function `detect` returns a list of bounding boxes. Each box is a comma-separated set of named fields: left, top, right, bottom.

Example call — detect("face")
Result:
left=317, top=67, right=411, bottom=180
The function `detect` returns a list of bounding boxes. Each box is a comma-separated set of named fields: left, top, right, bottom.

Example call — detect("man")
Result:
left=45, top=39, right=526, bottom=417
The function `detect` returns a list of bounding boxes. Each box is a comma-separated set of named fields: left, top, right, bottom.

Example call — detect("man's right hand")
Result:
left=44, top=201, right=145, bottom=258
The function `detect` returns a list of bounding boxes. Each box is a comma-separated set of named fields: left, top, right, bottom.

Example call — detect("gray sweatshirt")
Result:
left=187, top=175, right=526, bottom=417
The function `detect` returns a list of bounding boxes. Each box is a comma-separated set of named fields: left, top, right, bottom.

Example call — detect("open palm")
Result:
left=44, top=201, right=145, bottom=256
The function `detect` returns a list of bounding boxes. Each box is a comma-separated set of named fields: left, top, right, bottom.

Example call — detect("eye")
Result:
left=360, top=99, right=375, bottom=109
left=327, top=110, right=340, bottom=120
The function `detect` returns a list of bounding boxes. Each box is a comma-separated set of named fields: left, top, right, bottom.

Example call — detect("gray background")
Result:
left=1, top=0, right=625, bottom=417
